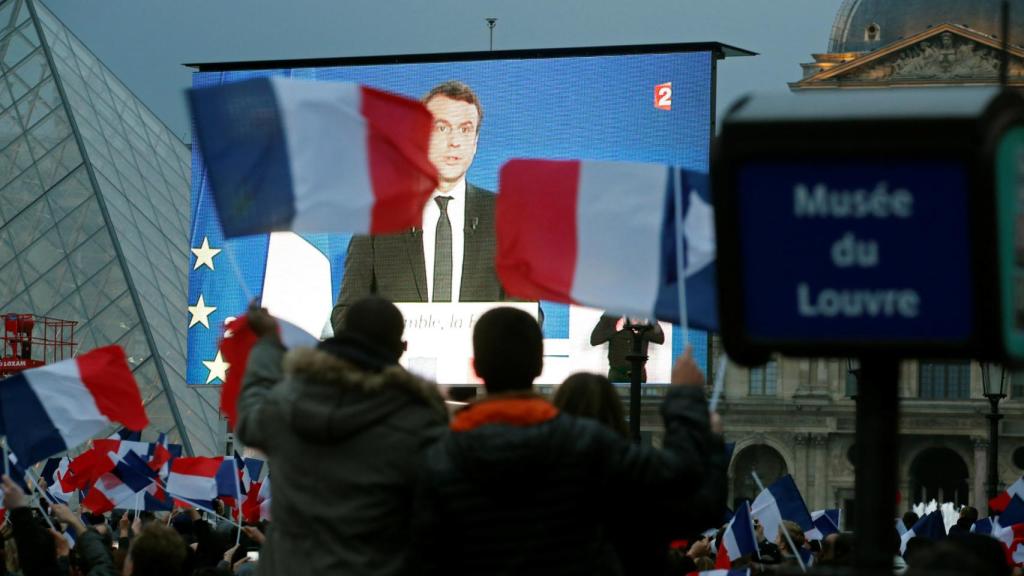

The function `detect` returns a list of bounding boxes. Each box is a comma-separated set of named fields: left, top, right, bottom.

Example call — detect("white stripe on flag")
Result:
left=24, top=360, right=106, bottom=450
left=270, top=78, right=374, bottom=233
left=167, top=473, right=217, bottom=501
left=572, top=161, right=668, bottom=316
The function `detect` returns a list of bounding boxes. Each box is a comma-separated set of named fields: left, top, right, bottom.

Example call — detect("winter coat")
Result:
left=74, top=530, right=117, bottom=576
left=412, top=386, right=724, bottom=576
left=237, top=334, right=449, bottom=576
left=9, top=507, right=62, bottom=576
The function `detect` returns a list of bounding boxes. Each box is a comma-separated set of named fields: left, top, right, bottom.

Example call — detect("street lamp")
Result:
left=980, top=362, right=1008, bottom=502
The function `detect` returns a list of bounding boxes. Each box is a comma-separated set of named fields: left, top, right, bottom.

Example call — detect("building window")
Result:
left=846, top=367, right=858, bottom=397
left=1012, top=372, right=1024, bottom=399
left=865, top=23, right=881, bottom=42
left=749, top=360, right=778, bottom=396
left=918, top=362, right=971, bottom=400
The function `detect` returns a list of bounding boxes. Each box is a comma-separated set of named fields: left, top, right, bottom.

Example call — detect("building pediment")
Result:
left=793, top=24, right=1024, bottom=88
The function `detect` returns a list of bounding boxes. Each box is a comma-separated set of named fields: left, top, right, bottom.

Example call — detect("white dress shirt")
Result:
left=422, top=179, right=466, bottom=302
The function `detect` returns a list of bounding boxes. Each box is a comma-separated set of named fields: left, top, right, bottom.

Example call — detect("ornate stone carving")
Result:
left=841, top=32, right=1022, bottom=82
left=811, top=433, right=829, bottom=447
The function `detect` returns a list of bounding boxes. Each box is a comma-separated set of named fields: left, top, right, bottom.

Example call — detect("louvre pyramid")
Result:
left=0, top=0, right=222, bottom=455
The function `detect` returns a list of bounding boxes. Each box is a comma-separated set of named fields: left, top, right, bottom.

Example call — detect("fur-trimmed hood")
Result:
left=279, top=346, right=447, bottom=443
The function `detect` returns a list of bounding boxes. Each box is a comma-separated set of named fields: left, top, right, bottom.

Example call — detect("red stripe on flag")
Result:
left=993, top=492, right=1013, bottom=514
left=496, top=159, right=580, bottom=302
left=76, top=346, right=148, bottom=431
left=82, top=484, right=115, bottom=515
left=220, top=317, right=259, bottom=430
left=170, top=456, right=223, bottom=478
left=360, top=86, right=438, bottom=234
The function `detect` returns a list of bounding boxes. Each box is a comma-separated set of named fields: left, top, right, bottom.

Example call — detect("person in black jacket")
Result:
left=590, top=314, right=665, bottom=382
left=413, top=307, right=726, bottom=576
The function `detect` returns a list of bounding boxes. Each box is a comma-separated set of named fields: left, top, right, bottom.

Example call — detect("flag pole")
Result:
left=673, top=168, right=690, bottom=349
left=709, top=354, right=728, bottom=413
left=751, top=471, right=807, bottom=573
left=234, top=454, right=243, bottom=546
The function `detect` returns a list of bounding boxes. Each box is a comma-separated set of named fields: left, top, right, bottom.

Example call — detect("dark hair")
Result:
left=422, top=80, right=483, bottom=132
left=553, top=373, right=627, bottom=437
left=129, top=524, right=188, bottom=576
left=902, top=511, right=920, bottom=529
left=472, top=307, right=542, bottom=393
left=959, top=505, right=979, bottom=525
left=343, top=297, right=405, bottom=362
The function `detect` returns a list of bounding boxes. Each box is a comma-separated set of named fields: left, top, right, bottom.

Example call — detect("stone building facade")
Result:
left=721, top=0, right=1024, bottom=527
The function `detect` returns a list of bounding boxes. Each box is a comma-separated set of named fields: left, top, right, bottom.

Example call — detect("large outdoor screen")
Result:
left=188, top=48, right=714, bottom=386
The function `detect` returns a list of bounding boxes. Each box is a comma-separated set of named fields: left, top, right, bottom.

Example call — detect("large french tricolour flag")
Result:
left=82, top=451, right=156, bottom=514
left=0, top=346, right=148, bottom=465
left=900, top=510, right=947, bottom=554
left=497, top=159, right=717, bottom=330
left=993, top=476, right=1024, bottom=514
left=188, top=77, right=438, bottom=238
left=166, top=457, right=222, bottom=510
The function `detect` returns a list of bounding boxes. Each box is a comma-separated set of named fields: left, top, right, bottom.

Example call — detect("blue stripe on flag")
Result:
left=0, top=372, right=66, bottom=465
left=188, top=77, right=296, bottom=237
left=768, top=475, right=814, bottom=532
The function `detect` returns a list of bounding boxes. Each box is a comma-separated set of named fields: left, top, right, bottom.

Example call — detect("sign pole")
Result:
left=625, top=325, right=651, bottom=445
left=853, top=357, right=900, bottom=572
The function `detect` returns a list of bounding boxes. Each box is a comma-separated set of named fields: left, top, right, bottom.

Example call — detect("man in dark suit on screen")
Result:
left=332, top=81, right=504, bottom=332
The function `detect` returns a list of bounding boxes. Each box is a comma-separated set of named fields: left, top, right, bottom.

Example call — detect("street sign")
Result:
left=739, top=161, right=972, bottom=344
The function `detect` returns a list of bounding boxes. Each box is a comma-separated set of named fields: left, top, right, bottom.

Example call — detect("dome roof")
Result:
left=829, top=0, right=1024, bottom=53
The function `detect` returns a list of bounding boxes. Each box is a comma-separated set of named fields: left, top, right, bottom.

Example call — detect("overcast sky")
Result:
left=42, top=0, right=845, bottom=141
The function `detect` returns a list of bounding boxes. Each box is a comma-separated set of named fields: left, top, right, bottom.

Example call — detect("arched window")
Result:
left=909, top=447, right=969, bottom=505
left=732, top=444, right=788, bottom=503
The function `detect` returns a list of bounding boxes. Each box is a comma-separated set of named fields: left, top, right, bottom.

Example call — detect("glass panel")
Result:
left=0, top=163, right=43, bottom=224
left=0, top=257, right=26, bottom=307
left=13, top=0, right=25, bottom=25
left=17, top=227, right=63, bottom=285
left=26, top=107, right=71, bottom=158
left=1, top=24, right=38, bottom=70
left=0, top=227, right=15, bottom=267
left=0, top=134, right=34, bottom=189
left=26, top=257, right=76, bottom=315
left=76, top=260, right=127, bottom=317
left=56, top=195, right=103, bottom=252
left=0, top=105, right=22, bottom=154
left=8, top=49, right=47, bottom=100
left=35, top=135, right=81, bottom=190
left=116, top=323, right=150, bottom=369
left=15, top=77, right=59, bottom=129
left=1, top=286, right=32, bottom=317
left=84, top=291, right=137, bottom=345
left=68, top=227, right=114, bottom=285
left=7, top=193, right=55, bottom=252
left=46, top=167, right=93, bottom=221
left=0, top=2, right=16, bottom=34
left=45, top=288, right=85, bottom=323
left=132, top=359, right=164, bottom=404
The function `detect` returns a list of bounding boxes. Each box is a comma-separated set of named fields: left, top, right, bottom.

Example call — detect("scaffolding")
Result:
left=0, top=313, right=77, bottom=378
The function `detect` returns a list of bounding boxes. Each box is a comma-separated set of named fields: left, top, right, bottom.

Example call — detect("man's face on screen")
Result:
left=426, top=95, right=479, bottom=187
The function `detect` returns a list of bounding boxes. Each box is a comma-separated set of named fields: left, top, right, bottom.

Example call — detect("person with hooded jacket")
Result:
left=237, top=297, right=448, bottom=576
left=412, top=307, right=727, bottom=576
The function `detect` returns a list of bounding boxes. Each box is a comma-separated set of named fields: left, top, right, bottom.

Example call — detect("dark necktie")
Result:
left=433, top=196, right=453, bottom=302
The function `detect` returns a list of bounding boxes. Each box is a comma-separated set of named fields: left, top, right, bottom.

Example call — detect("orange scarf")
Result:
left=451, top=396, right=559, bottom=432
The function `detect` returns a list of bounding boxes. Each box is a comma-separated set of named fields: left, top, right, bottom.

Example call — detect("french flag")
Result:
left=166, top=457, right=222, bottom=510
left=900, top=510, right=947, bottom=554
left=188, top=77, right=438, bottom=238
left=82, top=451, right=156, bottom=514
left=1001, top=496, right=1024, bottom=527
left=991, top=476, right=1024, bottom=514
left=0, top=345, right=148, bottom=465
left=243, top=457, right=263, bottom=490
left=716, top=501, right=759, bottom=568
left=810, top=509, right=842, bottom=538
left=750, top=475, right=814, bottom=544
left=41, top=456, right=73, bottom=504
left=496, top=159, right=717, bottom=329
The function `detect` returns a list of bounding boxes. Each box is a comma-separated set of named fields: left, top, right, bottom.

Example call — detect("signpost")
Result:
left=714, top=87, right=1024, bottom=571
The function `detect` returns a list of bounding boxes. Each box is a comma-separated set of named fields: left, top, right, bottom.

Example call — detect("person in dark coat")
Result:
left=238, top=297, right=449, bottom=575
left=590, top=314, right=665, bottom=382
left=413, top=307, right=726, bottom=576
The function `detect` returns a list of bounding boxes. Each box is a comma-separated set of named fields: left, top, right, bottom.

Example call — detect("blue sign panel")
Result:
left=738, top=162, right=972, bottom=343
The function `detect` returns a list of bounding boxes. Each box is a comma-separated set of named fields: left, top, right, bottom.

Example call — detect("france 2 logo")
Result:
left=654, top=82, right=672, bottom=111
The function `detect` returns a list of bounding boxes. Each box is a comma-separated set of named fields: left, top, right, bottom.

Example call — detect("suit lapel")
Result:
left=406, top=228, right=427, bottom=301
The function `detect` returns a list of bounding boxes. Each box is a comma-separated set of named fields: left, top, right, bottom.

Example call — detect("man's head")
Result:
left=958, top=506, right=979, bottom=525
left=124, top=524, right=188, bottom=576
left=902, top=511, right=920, bottom=530
left=343, top=297, right=406, bottom=363
left=472, top=307, right=543, bottom=393
left=423, top=81, right=482, bottom=189
left=775, top=520, right=806, bottom=555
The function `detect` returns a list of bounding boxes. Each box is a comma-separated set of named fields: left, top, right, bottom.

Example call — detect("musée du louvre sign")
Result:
left=738, top=162, right=972, bottom=342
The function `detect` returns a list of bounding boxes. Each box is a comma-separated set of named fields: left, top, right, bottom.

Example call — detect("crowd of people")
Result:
left=0, top=297, right=1016, bottom=575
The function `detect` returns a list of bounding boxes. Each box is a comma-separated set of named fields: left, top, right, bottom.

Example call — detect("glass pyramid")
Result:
left=0, top=0, right=222, bottom=455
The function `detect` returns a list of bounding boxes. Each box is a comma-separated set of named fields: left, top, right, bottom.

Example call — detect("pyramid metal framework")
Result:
left=0, top=0, right=223, bottom=455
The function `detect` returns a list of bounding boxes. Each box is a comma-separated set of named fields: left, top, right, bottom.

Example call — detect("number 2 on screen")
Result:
left=654, top=82, right=672, bottom=111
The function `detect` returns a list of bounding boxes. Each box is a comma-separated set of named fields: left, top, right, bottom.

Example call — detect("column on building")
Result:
left=793, top=433, right=809, bottom=497
left=811, top=433, right=829, bottom=510
left=973, top=437, right=989, bottom=510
